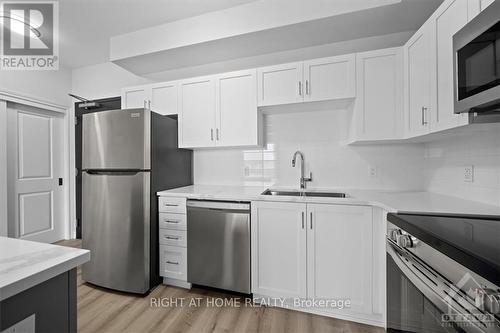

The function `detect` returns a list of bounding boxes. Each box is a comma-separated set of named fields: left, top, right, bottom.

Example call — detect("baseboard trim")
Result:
left=162, top=278, right=191, bottom=289
left=253, top=293, right=385, bottom=328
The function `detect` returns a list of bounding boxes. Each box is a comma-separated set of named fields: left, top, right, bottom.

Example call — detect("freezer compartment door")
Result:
left=82, top=170, right=150, bottom=294
left=82, top=108, right=150, bottom=169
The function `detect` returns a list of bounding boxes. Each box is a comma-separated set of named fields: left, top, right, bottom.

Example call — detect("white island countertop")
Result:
left=158, top=185, right=500, bottom=216
left=0, top=237, right=90, bottom=301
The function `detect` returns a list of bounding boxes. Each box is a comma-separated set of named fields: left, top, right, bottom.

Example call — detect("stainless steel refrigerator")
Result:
left=81, top=108, right=192, bottom=294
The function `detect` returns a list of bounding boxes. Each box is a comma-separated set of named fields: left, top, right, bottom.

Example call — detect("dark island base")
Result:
left=0, top=269, right=77, bottom=333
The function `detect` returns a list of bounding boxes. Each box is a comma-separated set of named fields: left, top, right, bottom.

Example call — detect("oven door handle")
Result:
left=387, top=241, right=493, bottom=333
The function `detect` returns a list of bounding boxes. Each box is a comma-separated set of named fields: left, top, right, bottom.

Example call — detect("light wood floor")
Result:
left=56, top=239, right=384, bottom=333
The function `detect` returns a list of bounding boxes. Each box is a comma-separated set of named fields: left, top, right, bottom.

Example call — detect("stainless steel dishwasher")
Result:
left=187, top=200, right=251, bottom=294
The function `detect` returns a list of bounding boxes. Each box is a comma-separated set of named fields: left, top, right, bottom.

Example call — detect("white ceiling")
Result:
left=57, top=0, right=258, bottom=69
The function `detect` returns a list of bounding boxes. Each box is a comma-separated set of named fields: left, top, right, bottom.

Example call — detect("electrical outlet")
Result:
left=464, top=165, right=474, bottom=182
left=369, top=166, right=378, bottom=178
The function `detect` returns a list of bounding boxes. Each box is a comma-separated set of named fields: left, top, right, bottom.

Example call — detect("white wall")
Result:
left=0, top=68, right=72, bottom=107
left=424, top=126, right=500, bottom=206
left=194, top=107, right=425, bottom=190
left=145, top=32, right=412, bottom=82
left=111, top=0, right=399, bottom=61
left=71, top=62, right=151, bottom=99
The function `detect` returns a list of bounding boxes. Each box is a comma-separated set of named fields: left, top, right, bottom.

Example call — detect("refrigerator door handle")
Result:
left=84, top=170, right=141, bottom=176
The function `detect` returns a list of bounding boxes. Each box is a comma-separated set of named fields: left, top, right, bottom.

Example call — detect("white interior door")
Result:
left=7, top=104, right=65, bottom=243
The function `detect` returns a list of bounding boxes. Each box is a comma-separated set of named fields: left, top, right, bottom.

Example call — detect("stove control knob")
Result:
left=389, top=229, right=402, bottom=242
left=470, top=289, right=500, bottom=314
left=397, top=235, right=414, bottom=248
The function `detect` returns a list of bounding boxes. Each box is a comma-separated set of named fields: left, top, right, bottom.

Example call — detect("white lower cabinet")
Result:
left=307, top=204, right=373, bottom=316
left=159, top=245, right=187, bottom=281
left=158, top=196, right=189, bottom=288
left=251, top=201, right=307, bottom=299
left=251, top=201, right=384, bottom=325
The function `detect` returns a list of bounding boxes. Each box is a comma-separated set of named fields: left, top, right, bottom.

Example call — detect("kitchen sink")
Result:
left=261, top=189, right=347, bottom=198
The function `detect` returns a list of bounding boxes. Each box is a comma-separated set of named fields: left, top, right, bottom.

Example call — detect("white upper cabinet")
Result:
left=257, top=62, right=303, bottom=107
left=303, top=54, right=356, bottom=102
left=404, top=24, right=434, bottom=137
left=122, top=82, right=179, bottom=115
left=178, top=76, right=216, bottom=148
left=350, top=48, right=403, bottom=142
left=432, top=0, right=469, bottom=132
left=469, top=0, right=496, bottom=19
left=122, top=86, right=148, bottom=109
left=257, top=56, right=356, bottom=107
left=307, top=204, right=373, bottom=316
left=150, top=82, right=178, bottom=116
left=216, top=69, right=260, bottom=147
left=251, top=201, right=307, bottom=299
left=178, top=70, right=261, bottom=149
left=480, top=0, right=495, bottom=10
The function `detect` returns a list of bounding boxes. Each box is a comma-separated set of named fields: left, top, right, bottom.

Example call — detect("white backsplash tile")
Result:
left=193, top=107, right=500, bottom=207
left=194, top=108, right=425, bottom=191
left=423, top=128, right=500, bottom=206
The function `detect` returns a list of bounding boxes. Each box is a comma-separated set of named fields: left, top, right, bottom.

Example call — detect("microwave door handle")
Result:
left=387, top=242, right=489, bottom=330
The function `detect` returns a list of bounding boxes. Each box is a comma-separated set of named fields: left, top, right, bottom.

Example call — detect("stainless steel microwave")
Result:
left=453, top=0, right=499, bottom=122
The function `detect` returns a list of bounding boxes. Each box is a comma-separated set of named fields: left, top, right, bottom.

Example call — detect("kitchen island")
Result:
left=0, top=237, right=89, bottom=333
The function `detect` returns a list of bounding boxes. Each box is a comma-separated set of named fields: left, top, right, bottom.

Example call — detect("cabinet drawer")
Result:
left=159, top=229, right=187, bottom=247
left=159, top=213, right=187, bottom=230
left=159, top=245, right=187, bottom=281
left=158, top=197, right=186, bottom=214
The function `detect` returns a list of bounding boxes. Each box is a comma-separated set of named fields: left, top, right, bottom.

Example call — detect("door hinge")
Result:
left=74, top=116, right=78, bottom=125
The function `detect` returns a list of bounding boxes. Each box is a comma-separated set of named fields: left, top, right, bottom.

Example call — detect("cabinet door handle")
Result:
left=211, top=128, right=214, bottom=141
left=299, top=81, right=302, bottom=96
left=164, top=203, right=178, bottom=207
left=306, top=80, right=309, bottom=95
left=164, top=220, right=180, bottom=224
left=216, top=128, right=219, bottom=141
left=310, top=212, right=313, bottom=229
left=421, top=107, right=428, bottom=125
left=165, top=236, right=180, bottom=240
left=166, top=261, right=179, bottom=265
left=301, top=212, right=305, bottom=229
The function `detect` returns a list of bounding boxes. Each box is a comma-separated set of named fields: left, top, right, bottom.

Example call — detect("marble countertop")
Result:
left=158, top=185, right=500, bottom=216
left=0, top=237, right=90, bottom=301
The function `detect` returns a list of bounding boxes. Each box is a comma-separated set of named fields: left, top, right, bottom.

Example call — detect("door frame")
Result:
left=0, top=89, right=71, bottom=240
left=0, top=100, right=7, bottom=237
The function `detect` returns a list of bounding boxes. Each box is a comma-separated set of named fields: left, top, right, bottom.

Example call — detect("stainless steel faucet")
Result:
left=291, top=151, right=312, bottom=190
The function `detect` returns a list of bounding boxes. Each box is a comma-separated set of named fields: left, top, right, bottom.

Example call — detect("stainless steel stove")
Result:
left=386, top=213, right=500, bottom=333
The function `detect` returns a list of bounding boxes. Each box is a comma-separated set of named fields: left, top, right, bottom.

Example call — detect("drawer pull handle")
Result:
left=164, top=220, right=180, bottom=224
left=165, top=236, right=180, bottom=240
left=166, top=261, right=179, bottom=265
left=164, top=203, right=179, bottom=207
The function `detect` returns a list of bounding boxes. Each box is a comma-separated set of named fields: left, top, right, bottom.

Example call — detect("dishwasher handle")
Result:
left=187, top=200, right=250, bottom=211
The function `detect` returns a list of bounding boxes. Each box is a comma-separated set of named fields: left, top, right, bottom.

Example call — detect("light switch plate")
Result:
left=464, top=165, right=474, bottom=182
